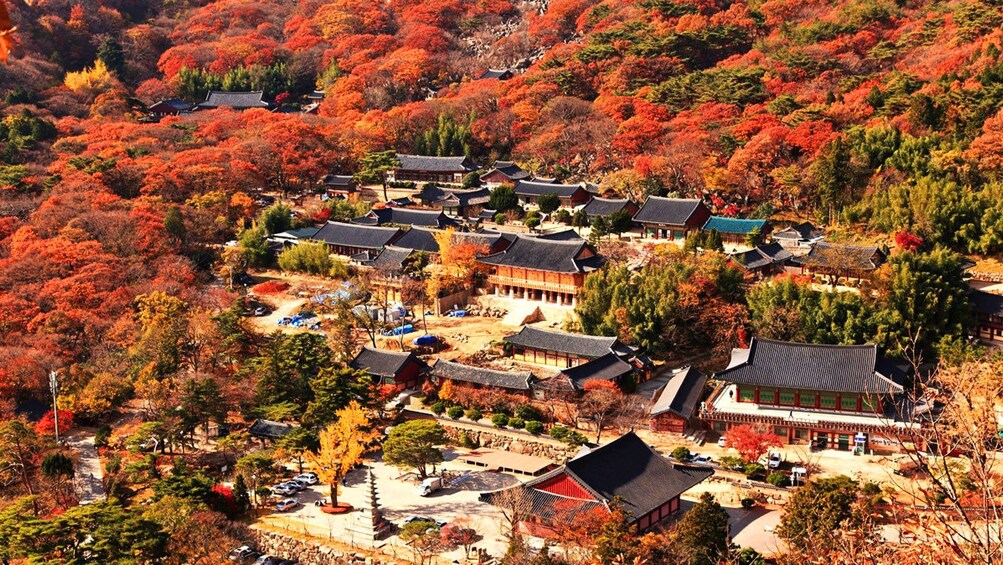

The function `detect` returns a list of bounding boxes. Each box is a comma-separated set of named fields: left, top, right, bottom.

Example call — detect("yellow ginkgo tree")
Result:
left=304, top=401, right=379, bottom=507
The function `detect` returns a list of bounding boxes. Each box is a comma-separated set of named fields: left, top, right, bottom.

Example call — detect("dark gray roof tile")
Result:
left=477, top=235, right=603, bottom=273
left=582, top=197, right=634, bottom=219
left=395, top=154, right=476, bottom=172
left=514, top=180, right=586, bottom=198
left=649, top=366, right=707, bottom=419
left=633, top=197, right=706, bottom=226
left=199, top=91, right=270, bottom=109
left=431, top=359, right=534, bottom=390
left=715, top=338, right=903, bottom=394
left=311, top=222, right=402, bottom=250
left=349, top=347, right=425, bottom=379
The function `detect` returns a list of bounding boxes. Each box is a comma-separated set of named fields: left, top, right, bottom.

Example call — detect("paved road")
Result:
left=66, top=430, right=106, bottom=504
left=729, top=507, right=783, bottom=555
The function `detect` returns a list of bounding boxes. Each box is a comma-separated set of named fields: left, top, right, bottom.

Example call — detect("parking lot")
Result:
left=258, top=448, right=527, bottom=562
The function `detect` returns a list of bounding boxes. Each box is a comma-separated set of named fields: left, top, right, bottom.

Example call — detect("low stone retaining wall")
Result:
left=439, top=421, right=578, bottom=462
left=247, top=528, right=402, bottom=565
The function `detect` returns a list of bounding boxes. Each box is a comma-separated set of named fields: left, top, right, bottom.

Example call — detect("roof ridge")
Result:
left=753, top=337, right=878, bottom=350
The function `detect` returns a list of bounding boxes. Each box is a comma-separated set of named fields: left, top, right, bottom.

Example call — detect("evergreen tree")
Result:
left=672, top=492, right=731, bottom=565
left=232, top=474, right=251, bottom=514
left=96, top=37, right=125, bottom=76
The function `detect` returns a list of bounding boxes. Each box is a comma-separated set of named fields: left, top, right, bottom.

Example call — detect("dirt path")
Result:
left=66, top=429, right=106, bottom=504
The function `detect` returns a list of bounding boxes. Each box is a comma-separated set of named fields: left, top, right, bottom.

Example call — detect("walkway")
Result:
left=66, top=429, right=106, bottom=504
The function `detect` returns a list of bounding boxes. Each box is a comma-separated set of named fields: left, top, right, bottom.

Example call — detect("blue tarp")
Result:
left=385, top=324, right=415, bottom=336
left=413, top=335, right=438, bottom=346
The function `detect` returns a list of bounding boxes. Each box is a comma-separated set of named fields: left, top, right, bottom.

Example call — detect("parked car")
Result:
left=228, top=546, right=259, bottom=563
left=767, top=452, right=783, bottom=469
left=294, top=473, right=319, bottom=485
left=253, top=556, right=289, bottom=565
left=402, top=516, right=447, bottom=528
left=717, top=436, right=727, bottom=447
left=282, top=481, right=306, bottom=492
left=252, top=306, right=270, bottom=317
left=275, top=499, right=300, bottom=512
left=693, top=455, right=712, bottom=464
left=287, top=478, right=310, bottom=490
left=270, top=484, right=296, bottom=496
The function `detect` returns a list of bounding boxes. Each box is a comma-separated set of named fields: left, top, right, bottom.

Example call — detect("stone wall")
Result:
left=439, top=421, right=578, bottom=462
left=247, top=528, right=403, bottom=565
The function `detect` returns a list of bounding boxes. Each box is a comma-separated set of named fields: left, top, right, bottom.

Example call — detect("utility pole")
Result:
left=48, top=370, right=59, bottom=443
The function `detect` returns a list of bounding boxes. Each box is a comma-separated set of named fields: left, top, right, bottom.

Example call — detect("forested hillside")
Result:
left=2, top=0, right=1003, bottom=402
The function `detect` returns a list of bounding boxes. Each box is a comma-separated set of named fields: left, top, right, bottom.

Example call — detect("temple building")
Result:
left=477, top=235, right=605, bottom=307
left=702, top=338, right=915, bottom=453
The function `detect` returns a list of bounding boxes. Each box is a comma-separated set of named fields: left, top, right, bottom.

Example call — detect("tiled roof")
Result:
left=715, top=338, right=904, bottom=394
left=477, top=235, right=604, bottom=273
left=480, top=161, right=530, bottom=181
left=478, top=68, right=513, bottom=80
left=430, top=360, right=534, bottom=390
left=478, top=208, right=498, bottom=220
left=971, top=289, right=1003, bottom=318
left=429, top=188, right=491, bottom=207
left=552, top=353, right=634, bottom=389
left=633, top=197, right=706, bottom=226
left=199, top=91, right=269, bottom=109
left=352, top=208, right=459, bottom=229
left=791, top=242, right=885, bottom=271
left=533, top=432, right=713, bottom=520
left=366, top=246, right=416, bottom=271
left=311, top=222, right=402, bottom=250
left=649, top=366, right=707, bottom=419
left=531, top=229, right=584, bottom=241
left=730, top=242, right=792, bottom=270
left=392, top=227, right=514, bottom=254
left=773, top=221, right=822, bottom=241
left=150, top=99, right=192, bottom=111
left=703, top=216, right=767, bottom=235
left=503, top=326, right=621, bottom=358
left=320, top=174, right=356, bottom=187
left=514, top=180, right=585, bottom=198
left=349, top=347, right=425, bottom=379
left=395, top=154, right=476, bottom=173
left=582, top=198, right=633, bottom=219
left=248, top=419, right=294, bottom=439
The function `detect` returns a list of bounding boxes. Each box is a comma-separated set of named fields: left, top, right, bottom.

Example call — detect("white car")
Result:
left=293, top=473, right=319, bottom=485
left=768, top=452, right=783, bottom=469
left=270, top=484, right=296, bottom=496
left=717, top=436, right=727, bottom=447
left=275, top=498, right=300, bottom=512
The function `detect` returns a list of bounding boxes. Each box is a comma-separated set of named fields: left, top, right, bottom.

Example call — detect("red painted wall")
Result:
left=534, top=473, right=595, bottom=500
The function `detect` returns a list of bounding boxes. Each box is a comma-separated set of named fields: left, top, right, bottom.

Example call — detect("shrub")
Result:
left=251, top=280, right=289, bottom=295
left=494, top=213, right=506, bottom=225
left=564, top=431, right=589, bottom=447
left=328, top=258, right=350, bottom=279
left=720, top=455, right=744, bottom=470
left=744, top=463, right=766, bottom=480
left=862, top=482, right=882, bottom=497
left=431, top=402, right=446, bottom=415
left=514, top=404, right=542, bottom=421
left=465, top=408, right=482, bottom=421
left=525, top=420, right=544, bottom=434
left=457, top=431, right=478, bottom=448
left=491, top=413, right=509, bottom=428
left=554, top=209, right=572, bottom=224
left=549, top=425, right=570, bottom=440
left=508, top=417, right=525, bottom=429
left=671, top=447, right=691, bottom=461
left=741, top=498, right=756, bottom=509
left=277, top=242, right=333, bottom=274
left=766, top=472, right=787, bottom=487
left=94, top=425, right=112, bottom=448
left=447, top=406, right=464, bottom=419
